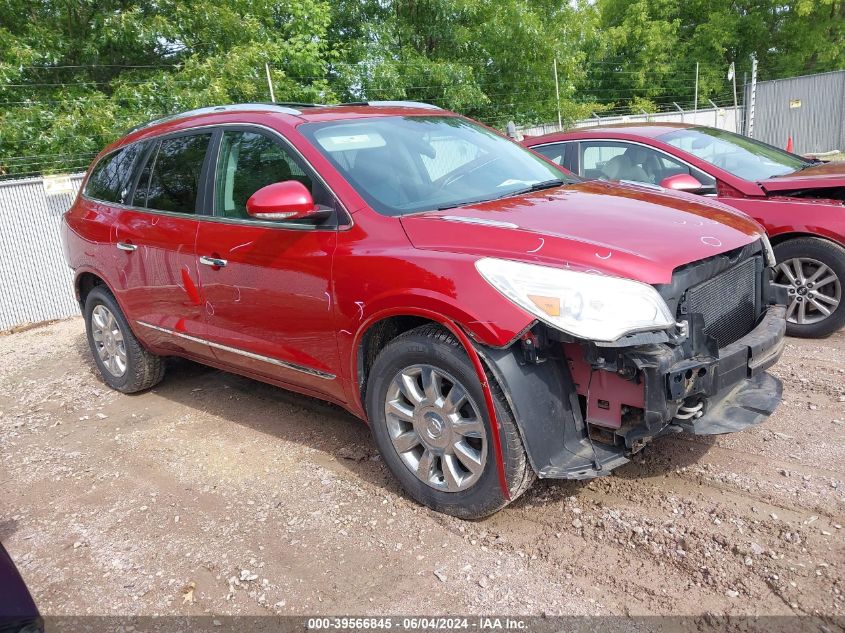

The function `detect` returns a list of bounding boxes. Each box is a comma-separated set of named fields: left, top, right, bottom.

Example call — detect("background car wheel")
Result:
left=773, top=237, right=845, bottom=338
left=366, top=324, right=534, bottom=519
left=84, top=286, right=165, bottom=393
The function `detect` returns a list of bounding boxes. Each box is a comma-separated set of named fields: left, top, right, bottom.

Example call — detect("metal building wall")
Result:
left=745, top=70, right=845, bottom=154
left=0, top=175, right=84, bottom=330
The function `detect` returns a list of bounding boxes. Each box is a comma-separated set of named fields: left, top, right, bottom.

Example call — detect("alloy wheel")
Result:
left=774, top=257, right=842, bottom=325
left=91, top=304, right=128, bottom=377
left=384, top=365, right=487, bottom=492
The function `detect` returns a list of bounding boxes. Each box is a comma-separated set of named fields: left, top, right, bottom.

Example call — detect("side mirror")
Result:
left=660, top=173, right=704, bottom=192
left=246, top=180, right=318, bottom=221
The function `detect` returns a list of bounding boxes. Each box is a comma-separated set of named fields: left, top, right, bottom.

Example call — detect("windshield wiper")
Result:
left=435, top=179, right=567, bottom=211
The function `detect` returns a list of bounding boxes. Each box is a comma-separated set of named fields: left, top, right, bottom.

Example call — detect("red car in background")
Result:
left=524, top=124, right=845, bottom=338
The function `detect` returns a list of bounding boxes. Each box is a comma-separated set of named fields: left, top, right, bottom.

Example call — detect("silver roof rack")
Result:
left=125, top=103, right=302, bottom=134
left=362, top=100, right=442, bottom=110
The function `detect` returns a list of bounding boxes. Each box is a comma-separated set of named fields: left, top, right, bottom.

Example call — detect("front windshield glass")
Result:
left=299, top=115, right=574, bottom=216
left=658, top=127, right=810, bottom=181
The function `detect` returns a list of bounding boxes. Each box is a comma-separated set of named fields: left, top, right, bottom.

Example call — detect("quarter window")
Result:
left=533, top=143, right=568, bottom=166
left=84, top=143, right=145, bottom=204
left=135, top=133, right=212, bottom=214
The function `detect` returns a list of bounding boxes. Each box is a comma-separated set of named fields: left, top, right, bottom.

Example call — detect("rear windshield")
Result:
left=299, top=116, right=573, bottom=216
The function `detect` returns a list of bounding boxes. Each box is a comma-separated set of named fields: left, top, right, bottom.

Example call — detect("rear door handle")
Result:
left=116, top=241, right=137, bottom=252
left=199, top=255, right=227, bottom=268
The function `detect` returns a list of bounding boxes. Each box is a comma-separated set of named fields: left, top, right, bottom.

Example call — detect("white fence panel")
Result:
left=519, top=105, right=742, bottom=138
left=0, top=174, right=84, bottom=330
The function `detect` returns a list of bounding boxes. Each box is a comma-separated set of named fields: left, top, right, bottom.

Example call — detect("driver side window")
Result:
left=214, top=130, right=318, bottom=219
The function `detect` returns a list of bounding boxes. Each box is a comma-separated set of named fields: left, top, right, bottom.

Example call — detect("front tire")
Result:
left=84, top=286, right=165, bottom=393
left=773, top=237, right=845, bottom=338
left=365, top=324, right=534, bottom=519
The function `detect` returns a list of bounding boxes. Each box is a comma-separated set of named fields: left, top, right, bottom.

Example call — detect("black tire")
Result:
left=83, top=286, right=165, bottom=393
left=365, top=324, right=534, bottom=519
left=773, top=237, right=845, bottom=338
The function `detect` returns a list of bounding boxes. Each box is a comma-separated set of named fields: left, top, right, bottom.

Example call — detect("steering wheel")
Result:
left=437, top=155, right=501, bottom=190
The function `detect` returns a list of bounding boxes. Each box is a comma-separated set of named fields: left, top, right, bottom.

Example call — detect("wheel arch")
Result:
left=768, top=230, right=845, bottom=250
left=354, top=309, right=512, bottom=497
left=74, top=269, right=108, bottom=307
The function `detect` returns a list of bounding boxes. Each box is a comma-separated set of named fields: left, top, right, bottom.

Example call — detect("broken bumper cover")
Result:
left=479, top=305, right=787, bottom=481
left=673, top=305, right=785, bottom=435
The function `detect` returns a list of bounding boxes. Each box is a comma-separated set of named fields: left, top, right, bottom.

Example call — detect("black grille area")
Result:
left=683, top=256, right=758, bottom=348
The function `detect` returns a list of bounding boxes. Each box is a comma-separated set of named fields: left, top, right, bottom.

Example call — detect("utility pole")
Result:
left=265, top=63, right=276, bottom=103
left=553, top=58, right=562, bottom=131
left=693, top=62, right=699, bottom=119
left=729, top=61, right=738, bottom=133
left=748, top=56, right=758, bottom=138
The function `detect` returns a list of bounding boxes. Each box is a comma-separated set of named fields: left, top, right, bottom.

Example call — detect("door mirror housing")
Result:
left=660, top=173, right=704, bottom=192
left=246, top=180, right=319, bottom=221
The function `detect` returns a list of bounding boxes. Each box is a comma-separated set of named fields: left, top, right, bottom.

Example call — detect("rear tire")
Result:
left=84, top=286, right=165, bottom=393
left=365, top=324, right=534, bottom=519
left=773, top=237, right=845, bottom=338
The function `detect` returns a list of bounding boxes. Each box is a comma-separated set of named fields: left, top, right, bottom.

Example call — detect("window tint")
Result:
left=214, top=131, right=314, bottom=219
left=84, top=143, right=145, bottom=204
left=136, top=133, right=211, bottom=214
left=533, top=143, right=567, bottom=166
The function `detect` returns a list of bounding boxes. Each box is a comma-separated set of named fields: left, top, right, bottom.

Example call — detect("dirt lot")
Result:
left=1, top=318, right=843, bottom=618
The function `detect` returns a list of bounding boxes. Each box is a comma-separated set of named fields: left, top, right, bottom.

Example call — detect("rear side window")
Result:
left=533, top=143, right=568, bottom=166
left=84, top=143, right=145, bottom=204
left=135, top=133, right=212, bottom=214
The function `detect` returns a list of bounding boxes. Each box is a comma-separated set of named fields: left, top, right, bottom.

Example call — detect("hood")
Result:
left=759, top=161, right=845, bottom=193
left=400, top=181, right=763, bottom=285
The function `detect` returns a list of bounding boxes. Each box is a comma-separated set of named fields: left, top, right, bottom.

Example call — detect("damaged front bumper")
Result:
left=479, top=304, right=787, bottom=481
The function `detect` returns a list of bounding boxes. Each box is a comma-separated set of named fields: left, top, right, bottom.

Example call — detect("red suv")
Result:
left=63, top=102, right=787, bottom=518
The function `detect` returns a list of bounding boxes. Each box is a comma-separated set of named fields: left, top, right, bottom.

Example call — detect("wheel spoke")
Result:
left=814, top=292, right=840, bottom=307
left=399, top=372, right=424, bottom=405
left=392, top=430, right=421, bottom=453
left=92, top=329, right=104, bottom=342
left=778, top=262, right=797, bottom=285
left=813, top=274, right=838, bottom=289
left=808, top=298, right=832, bottom=316
left=442, top=383, right=468, bottom=415
left=806, top=264, right=829, bottom=284
left=452, top=416, right=484, bottom=438
left=785, top=298, right=798, bottom=320
left=797, top=300, right=807, bottom=324
left=442, top=454, right=462, bottom=492
left=386, top=399, right=415, bottom=423
left=421, top=366, right=442, bottom=403
left=417, top=449, right=434, bottom=481
left=791, top=259, right=806, bottom=284
left=453, top=440, right=483, bottom=474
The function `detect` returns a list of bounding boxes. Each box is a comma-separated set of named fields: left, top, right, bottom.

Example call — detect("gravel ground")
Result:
left=0, top=318, right=843, bottom=618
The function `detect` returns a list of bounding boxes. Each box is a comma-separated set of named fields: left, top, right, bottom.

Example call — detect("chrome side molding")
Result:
left=136, top=321, right=336, bottom=380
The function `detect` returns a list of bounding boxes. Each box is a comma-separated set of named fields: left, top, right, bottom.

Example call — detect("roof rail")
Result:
left=339, top=100, right=442, bottom=110
left=124, top=103, right=303, bottom=135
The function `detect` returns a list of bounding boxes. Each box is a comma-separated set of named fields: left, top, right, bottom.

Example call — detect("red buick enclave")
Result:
left=63, top=103, right=786, bottom=517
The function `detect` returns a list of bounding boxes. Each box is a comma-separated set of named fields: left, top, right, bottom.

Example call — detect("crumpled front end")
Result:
left=478, top=240, right=788, bottom=480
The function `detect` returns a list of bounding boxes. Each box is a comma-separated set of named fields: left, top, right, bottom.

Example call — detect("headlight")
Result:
left=760, top=234, right=777, bottom=267
left=475, top=257, right=675, bottom=342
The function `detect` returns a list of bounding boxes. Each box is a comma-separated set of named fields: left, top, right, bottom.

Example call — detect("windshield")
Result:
left=299, top=115, right=574, bottom=216
left=658, top=127, right=810, bottom=181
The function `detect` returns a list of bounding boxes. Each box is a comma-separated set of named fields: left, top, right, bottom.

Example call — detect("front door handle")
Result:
left=199, top=255, right=227, bottom=268
left=116, top=241, right=137, bottom=252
